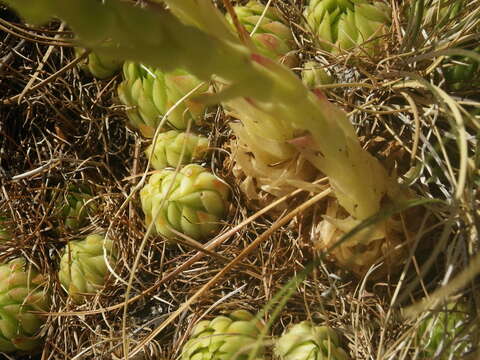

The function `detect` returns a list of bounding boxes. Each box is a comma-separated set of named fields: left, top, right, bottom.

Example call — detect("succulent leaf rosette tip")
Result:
left=0, top=258, right=50, bottom=353
left=145, top=130, right=209, bottom=170
left=276, top=321, right=350, bottom=360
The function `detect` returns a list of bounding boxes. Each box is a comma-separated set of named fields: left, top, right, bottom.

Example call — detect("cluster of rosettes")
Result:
left=114, top=0, right=300, bottom=241
left=181, top=310, right=265, bottom=360
left=0, top=233, right=117, bottom=354
left=6, top=1, right=475, bottom=358
left=180, top=313, right=350, bottom=360
left=0, top=183, right=117, bottom=354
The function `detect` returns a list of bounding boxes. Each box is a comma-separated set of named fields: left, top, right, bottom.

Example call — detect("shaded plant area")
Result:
left=0, top=1, right=479, bottom=359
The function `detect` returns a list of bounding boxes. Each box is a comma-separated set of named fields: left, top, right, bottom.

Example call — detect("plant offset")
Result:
left=0, top=0, right=479, bottom=359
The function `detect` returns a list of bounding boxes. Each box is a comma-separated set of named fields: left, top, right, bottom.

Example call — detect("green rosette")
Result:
left=416, top=303, right=472, bottom=359
left=59, top=233, right=117, bottom=304
left=181, top=310, right=265, bottom=360
left=275, top=321, right=350, bottom=360
left=444, top=46, right=480, bottom=90
left=140, top=164, right=230, bottom=242
left=54, top=185, right=96, bottom=230
left=74, top=48, right=123, bottom=79
left=304, top=0, right=391, bottom=55
left=226, top=1, right=296, bottom=66
left=117, top=62, right=208, bottom=138
left=0, top=258, right=50, bottom=353
left=145, top=130, right=209, bottom=170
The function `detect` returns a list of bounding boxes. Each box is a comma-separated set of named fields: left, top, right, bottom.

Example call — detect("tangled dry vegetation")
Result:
left=0, top=0, right=479, bottom=359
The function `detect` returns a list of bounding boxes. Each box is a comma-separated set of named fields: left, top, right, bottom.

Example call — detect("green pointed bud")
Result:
left=226, top=1, right=297, bottom=67
left=53, top=184, right=97, bottom=230
left=276, top=321, right=350, bottom=360
left=140, top=164, right=230, bottom=242
left=301, top=61, right=333, bottom=88
left=416, top=302, right=473, bottom=359
left=145, top=130, right=209, bottom=170
left=181, top=310, right=265, bottom=360
left=74, top=48, right=123, bottom=79
left=118, top=62, right=209, bottom=138
left=59, top=234, right=117, bottom=304
left=0, top=258, right=50, bottom=353
left=304, top=0, right=391, bottom=55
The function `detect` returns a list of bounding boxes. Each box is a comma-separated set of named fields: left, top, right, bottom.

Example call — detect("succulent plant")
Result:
left=140, top=164, right=230, bottom=242
left=304, top=0, right=391, bottom=55
left=276, top=321, right=349, bottom=360
left=444, top=46, right=480, bottom=91
left=0, top=258, right=50, bottom=353
left=117, top=62, right=208, bottom=138
left=145, top=130, right=209, bottom=170
left=226, top=1, right=297, bottom=66
left=53, top=185, right=96, bottom=230
left=301, top=61, right=333, bottom=88
left=59, top=233, right=117, bottom=304
left=416, top=303, right=472, bottom=359
left=74, top=48, right=123, bottom=79
left=181, top=310, right=264, bottom=360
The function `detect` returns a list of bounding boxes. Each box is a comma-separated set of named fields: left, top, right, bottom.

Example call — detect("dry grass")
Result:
left=0, top=0, right=479, bottom=359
